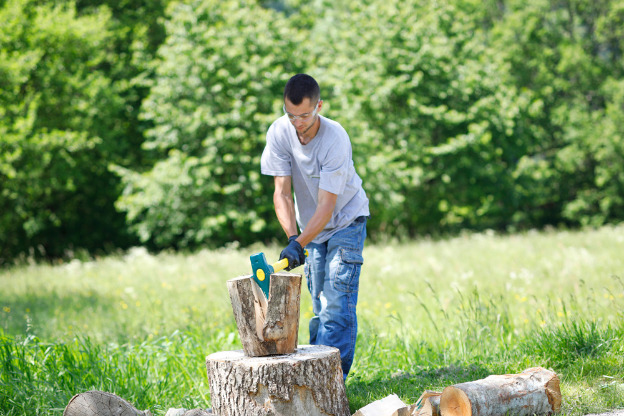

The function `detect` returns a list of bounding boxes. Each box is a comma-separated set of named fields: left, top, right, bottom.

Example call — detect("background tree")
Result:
left=113, top=0, right=307, bottom=249
left=0, top=0, right=169, bottom=262
left=1, top=0, right=623, bottom=261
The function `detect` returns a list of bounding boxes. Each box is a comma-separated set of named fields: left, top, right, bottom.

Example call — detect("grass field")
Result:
left=2, top=224, right=624, bottom=415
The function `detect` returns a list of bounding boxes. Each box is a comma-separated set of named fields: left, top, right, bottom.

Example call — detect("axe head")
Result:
left=250, top=252, right=273, bottom=299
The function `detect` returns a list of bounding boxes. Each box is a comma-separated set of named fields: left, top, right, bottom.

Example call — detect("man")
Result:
left=260, top=73, right=370, bottom=379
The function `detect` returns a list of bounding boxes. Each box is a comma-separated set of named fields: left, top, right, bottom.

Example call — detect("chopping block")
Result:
left=227, top=272, right=302, bottom=357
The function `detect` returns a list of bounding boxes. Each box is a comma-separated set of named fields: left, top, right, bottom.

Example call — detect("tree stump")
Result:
left=63, top=391, right=152, bottom=416
left=227, top=272, right=301, bottom=357
left=206, top=344, right=350, bottom=416
left=439, top=367, right=561, bottom=416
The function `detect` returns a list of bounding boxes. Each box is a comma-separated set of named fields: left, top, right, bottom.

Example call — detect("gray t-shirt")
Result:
left=261, top=115, right=370, bottom=244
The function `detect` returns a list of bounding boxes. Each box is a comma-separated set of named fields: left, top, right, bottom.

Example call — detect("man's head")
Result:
left=283, top=74, right=320, bottom=105
left=283, top=74, right=322, bottom=136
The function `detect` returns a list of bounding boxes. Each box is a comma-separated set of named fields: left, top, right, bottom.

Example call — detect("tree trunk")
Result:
left=439, top=367, right=561, bottom=416
left=206, top=345, right=350, bottom=416
left=227, top=272, right=301, bottom=357
left=63, top=391, right=152, bottom=416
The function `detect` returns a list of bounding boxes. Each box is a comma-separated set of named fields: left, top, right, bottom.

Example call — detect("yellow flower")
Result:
left=2, top=306, right=10, bottom=313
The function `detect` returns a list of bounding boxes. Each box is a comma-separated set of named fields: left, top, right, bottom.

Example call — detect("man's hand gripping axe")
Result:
left=250, top=251, right=307, bottom=299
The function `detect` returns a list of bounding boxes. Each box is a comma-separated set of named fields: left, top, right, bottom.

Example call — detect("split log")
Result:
left=439, top=367, right=561, bottom=416
left=227, top=272, right=301, bottom=357
left=206, top=344, right=350, bottom=416
left=64, top=391, right=152, bottom=416
left=412, top=391, right=442, bottom=416
left=353, top=394, right=409, bottom=416
left=165, top=409, right=213, bottom=416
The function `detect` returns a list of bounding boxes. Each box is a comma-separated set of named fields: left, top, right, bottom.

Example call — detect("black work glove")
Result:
left=279, top=237, right=306, bottom=271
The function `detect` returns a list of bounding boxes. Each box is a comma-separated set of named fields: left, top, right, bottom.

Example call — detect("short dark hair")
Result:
left=283, top=74, right=320, bottom=105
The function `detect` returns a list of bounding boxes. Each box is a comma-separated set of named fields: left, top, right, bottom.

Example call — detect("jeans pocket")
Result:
left=333, top=248, right=363, bottom=293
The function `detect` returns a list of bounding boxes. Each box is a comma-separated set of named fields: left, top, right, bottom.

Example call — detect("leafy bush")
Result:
left=114, top=0, right=305, bottom=248
left=1, top=0, right=624, bottom=258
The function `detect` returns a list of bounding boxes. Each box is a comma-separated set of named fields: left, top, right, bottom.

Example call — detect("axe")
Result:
left=250, top=251, right=307, bottom=299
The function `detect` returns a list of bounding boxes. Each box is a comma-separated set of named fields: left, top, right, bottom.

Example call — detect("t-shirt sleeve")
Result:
left=261, top=123, right=291, bottom=176
left=319, top=135, right=351, bottom=195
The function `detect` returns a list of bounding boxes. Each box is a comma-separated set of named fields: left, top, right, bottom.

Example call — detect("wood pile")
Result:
left=353, top=367, right=561, bottom=416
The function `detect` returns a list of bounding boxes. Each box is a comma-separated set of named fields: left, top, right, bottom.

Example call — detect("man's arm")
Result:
left=273, top=176, right=338, bottom=247
left=273, top=176, right=298, bottom=238
left=296, top=188, right=337, bottom=247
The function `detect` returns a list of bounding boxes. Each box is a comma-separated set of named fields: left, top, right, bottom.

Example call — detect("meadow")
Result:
left=2, top=225, right=624, bottom=415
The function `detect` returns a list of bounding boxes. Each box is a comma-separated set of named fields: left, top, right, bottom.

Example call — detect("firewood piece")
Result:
left=411, top=391, right=442, bottom=416
left=439, top=367, right=561, bottom=416
left=206, top=344, right=349, bottom=416
left=165, top=409, right=213, bottom=416
left=227, top=272, right=301, bottom=357
left=63, top=391, right=152, bottom=416
left=353, top=394, right=409, bottom=416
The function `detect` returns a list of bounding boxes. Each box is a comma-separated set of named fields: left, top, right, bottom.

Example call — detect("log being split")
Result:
left=439, top=367, right=561, bottom=416
left=206, top=345, right=350, bottom=416
left=227, top=272, right=301, bottom=357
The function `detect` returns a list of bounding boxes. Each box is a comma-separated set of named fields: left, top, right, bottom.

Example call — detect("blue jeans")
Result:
left=304, top=216, right=367, bottom=379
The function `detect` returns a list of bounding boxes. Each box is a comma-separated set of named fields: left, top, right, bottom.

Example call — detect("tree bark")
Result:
left=63, top=391, right=152, bottom=416
left=206, top=345, right=350, bottom=416
left=227, top=272, right=301, bottom=357
left=439, top=367, right=561, bottom=416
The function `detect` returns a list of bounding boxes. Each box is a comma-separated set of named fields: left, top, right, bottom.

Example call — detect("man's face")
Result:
left=283, top=97, right=320, bottom=134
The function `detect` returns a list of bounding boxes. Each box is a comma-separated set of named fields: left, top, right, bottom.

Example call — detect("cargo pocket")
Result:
left=333, top=248, right=364, bottom=293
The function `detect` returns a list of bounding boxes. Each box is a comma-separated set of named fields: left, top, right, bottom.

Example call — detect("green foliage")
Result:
left=1, top=0, right=624, bottom=257
left=114, top=0, right=306, bottom=248
left=0, top=0, right=125, bottom=261
left=492, top=0, right=624, bottom=229
left=0, top=0, right=171, bottom=262
left=312, top=0, right=538, bottom=235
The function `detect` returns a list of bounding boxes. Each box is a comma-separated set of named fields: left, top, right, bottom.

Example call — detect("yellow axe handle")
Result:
left=271, top=250, right=309, bottom=273
left=272, top=258, right=289, bottom=273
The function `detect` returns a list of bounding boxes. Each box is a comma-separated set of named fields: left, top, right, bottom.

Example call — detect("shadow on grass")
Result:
left=346, top=363, right=491, bottom=411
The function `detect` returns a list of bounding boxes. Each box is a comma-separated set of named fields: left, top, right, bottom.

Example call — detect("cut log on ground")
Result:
left=206, top=344, right=350, bottom=416
left=227, top=272, right=301, bottom=357
left=63, top=391, right=152, bottom=416
left=439, top=367, right=561, bottom=416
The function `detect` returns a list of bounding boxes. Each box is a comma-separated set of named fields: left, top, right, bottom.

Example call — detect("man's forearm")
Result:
left=296, top=207, right=332, bottom=247
left=296, top=190, right=338, bottom=247
left=274, top=190, right=298, bottom=238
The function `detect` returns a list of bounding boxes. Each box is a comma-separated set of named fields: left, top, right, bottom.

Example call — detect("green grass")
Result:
left=2, top=225, right=624, bottom=415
